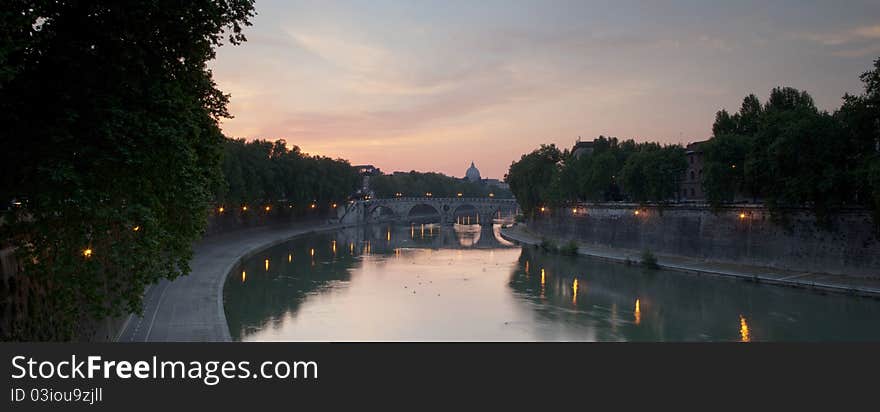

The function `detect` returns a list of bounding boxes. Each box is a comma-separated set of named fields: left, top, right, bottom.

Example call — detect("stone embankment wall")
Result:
left=528, top=203, right=880, bottom=278
left=204, top=208, right=340, bottom=236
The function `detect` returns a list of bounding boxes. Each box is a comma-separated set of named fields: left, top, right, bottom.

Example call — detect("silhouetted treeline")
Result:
left=507, top=140, right=687, bottom=215
left=702, top=58, right=880, bottom=224
left=507, top=57, right=880, bottom=225
left=370, top=171, right=513, bottom=199
left=215, top=138, right=360, bottom=210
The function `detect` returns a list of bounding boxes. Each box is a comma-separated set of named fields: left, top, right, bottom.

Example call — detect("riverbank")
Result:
left=117, top=220, right=360, bottom=342
left=500, top=224, right=880, bottom=298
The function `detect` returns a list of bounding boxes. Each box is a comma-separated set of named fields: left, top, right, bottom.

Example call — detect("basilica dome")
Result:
left=465, top=162, right=482, bottom=182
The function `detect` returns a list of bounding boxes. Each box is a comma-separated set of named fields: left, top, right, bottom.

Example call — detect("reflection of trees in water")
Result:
left=508, top=248, right=880, bottom=342
left=224, top=224, right=519, bottom=340
left=224, top=232, right=358, bottom=340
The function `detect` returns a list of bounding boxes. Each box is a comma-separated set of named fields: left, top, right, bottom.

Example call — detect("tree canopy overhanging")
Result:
left=0, top=1, right=256, bottom=340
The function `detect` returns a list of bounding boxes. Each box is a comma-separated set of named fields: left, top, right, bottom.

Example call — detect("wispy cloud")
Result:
left=795, top=24, right=880, bottom=57
left=211, top=1, right=879, bottom=177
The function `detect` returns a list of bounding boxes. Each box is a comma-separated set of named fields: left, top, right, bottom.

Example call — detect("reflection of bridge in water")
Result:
left=332, top=223, right=517, bottom=254
left=338, top=197, right=519, bottom=226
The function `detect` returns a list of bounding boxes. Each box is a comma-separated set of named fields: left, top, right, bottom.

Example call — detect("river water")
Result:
left=223, top=224, right=880, bottom=341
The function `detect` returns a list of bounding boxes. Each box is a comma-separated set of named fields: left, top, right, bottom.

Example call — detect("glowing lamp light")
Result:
left=739, top=212, right=747, bottom=220
left=540, top=206, right=546, bottom=213
left=332, top=203, right=337, bottom=208
left=634, top=210, right=640, bottom=216
left=242, top=205, right=248, bottom=212
left=572, top=208, right=578, bottom=214
left=457, top=193, right=463, bottom=197
left=133, top=226, right=140, bottom=232
left=82, top=248, right=93, bottom=258
left=218, top=206, right=225, bottom=213
left=265, top=205, right=271, bottom=212
left=425, top=192, right=433, bottom=197
left=310, top=203, right=317, bottom=209
left=488, top=193, right=494, bottom=197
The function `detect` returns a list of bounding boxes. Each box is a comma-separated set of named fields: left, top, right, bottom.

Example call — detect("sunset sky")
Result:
left=211, top=0, right=880, bottom=179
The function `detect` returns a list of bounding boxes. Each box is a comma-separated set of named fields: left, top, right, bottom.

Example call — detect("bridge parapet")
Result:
left=356, top=197, right=518, bottom=225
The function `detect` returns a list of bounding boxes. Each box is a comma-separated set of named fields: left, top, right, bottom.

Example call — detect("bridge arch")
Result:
left=367, top=205, right=397, bottom=221
left=452, top=204, right=479, bottom=221
left=407, top=203, right=441, bottom=223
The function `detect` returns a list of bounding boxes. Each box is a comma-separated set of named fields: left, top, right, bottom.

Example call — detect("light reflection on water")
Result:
left=223, top=224, right=880, bottom=342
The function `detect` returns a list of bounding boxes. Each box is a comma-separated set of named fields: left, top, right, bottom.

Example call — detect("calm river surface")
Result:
left=224, top=224, right=880, bottom=341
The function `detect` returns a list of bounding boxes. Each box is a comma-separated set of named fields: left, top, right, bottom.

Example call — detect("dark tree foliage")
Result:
left=701, top=134, right=751, bottom=206
left=619, top=144, right=687, bottom=203
left=216, top=138, right=360, bottom=209
left=0, top=1, right=255, bottom=340
left=505, top=144, right=564, bottom=216
left=370, top=171, right=511, bottom=199
left=558, top=136, right=650, bottom=202
left=702, top=69, right=880, bottom=226
left=837, top=58, right=880, bottom=225
left=509, top=139, right=686, bottom=210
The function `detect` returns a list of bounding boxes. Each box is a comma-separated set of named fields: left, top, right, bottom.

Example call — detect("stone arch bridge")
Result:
left=337, top=197, right=519, bottom=225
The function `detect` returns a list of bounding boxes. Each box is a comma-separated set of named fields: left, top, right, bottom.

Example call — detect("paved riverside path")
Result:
left=500, top=224, right=880, bottom=298
left=117, top=221, right=354, bottom=342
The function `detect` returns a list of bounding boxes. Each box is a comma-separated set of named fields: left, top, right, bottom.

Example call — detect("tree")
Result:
left=506, top=144, right=563, bottom=215
left=620, top=145, right=687, bottom=203
left=0, top=1, right=255, bottom=340
left=837, top=58, right=880, bottom=225
left=701, top=134, right=752, bottom=206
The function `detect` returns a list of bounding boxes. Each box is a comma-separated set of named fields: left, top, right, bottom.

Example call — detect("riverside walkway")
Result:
left=117, top=221, right=355, bottom=342
left=500, top=224, right=880, bottom=298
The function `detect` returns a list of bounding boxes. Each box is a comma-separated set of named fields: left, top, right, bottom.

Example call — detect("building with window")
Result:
left=680, top=140, right=708, bottom=201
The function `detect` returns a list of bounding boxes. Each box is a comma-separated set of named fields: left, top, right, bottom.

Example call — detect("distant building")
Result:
left=680, top=140, right=708, bottom=201
left=353, top=165, right=381, bottom=197
left=572, top=138, right=595, bottom=159
left=465, top=162, right=482, bottom=182
left=354, top=165, right=381, bottom=176
left=461, top=162, right=509, bottom=190
left=482, top=178, right=509, bottom=190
